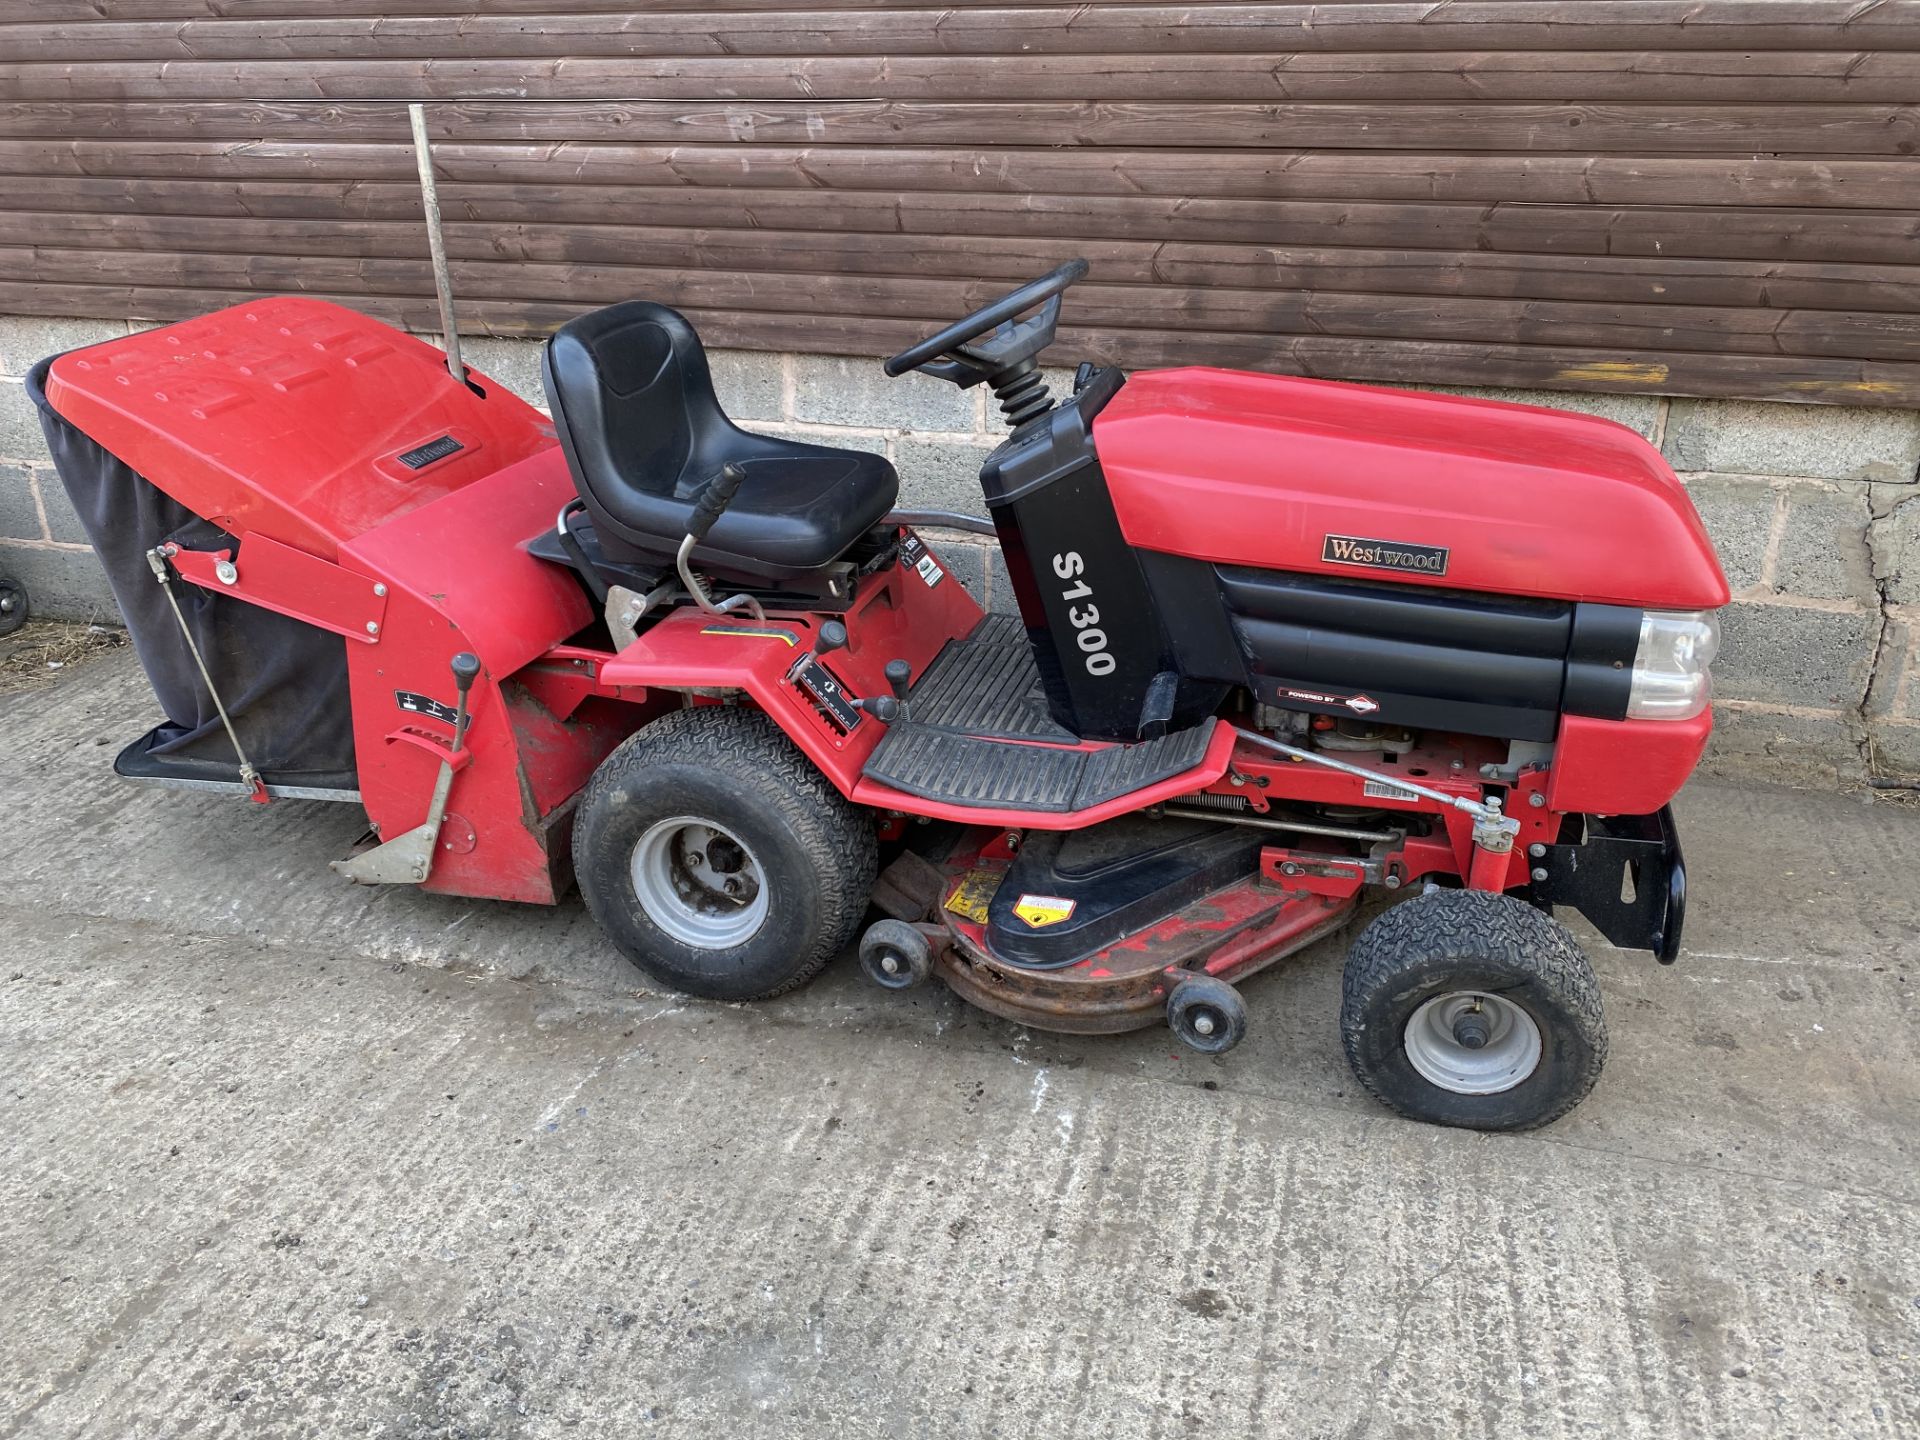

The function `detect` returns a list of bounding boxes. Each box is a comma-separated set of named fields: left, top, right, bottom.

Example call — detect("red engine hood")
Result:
left=1093, top=368, right=1728, bottom=611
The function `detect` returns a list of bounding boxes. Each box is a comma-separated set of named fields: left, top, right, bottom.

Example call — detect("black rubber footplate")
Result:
left=862, top=616, right=1217, bottom=812
left=864, top=722, right=1217, bottom=812
left=902, top=612, right=1074, bottom=741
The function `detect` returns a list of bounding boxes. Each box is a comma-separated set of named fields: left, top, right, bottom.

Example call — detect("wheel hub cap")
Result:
left=1403, top=991, right=1542, bottom=1095
left=628, top=816, right=768, bottom=949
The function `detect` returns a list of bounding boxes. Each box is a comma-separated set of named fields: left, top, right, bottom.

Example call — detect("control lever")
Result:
left=330, top=650, right=483, bottom=888
left=885, top=659, right=912, bottom=714
left=814, top=620, right=849, bottom=657
left=676, top=463, right=764, bottom=622
left=839, top=657, right=914, bottom=724
left=686, top=461, right=747, bottom=545
left=449, top=650, right=480, bottom=753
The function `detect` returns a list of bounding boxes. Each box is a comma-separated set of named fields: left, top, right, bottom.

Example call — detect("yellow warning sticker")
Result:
left=1012, top=894, right=1077, bottom=929
left=943, top=870, right=998, bottom=924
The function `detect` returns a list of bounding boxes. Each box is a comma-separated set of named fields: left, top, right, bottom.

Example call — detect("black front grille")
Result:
left=1217, top=566, right=1639, bottom=742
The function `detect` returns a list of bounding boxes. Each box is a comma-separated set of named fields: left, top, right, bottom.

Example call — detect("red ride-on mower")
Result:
left=32, top=260, right=1726, bottom=1130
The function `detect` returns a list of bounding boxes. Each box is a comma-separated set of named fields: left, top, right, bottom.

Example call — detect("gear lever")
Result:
left=884, top=659, right=912, bottom=719
left=834, top=655, right=913, bottom=724
left=814, top=620, right=849, bottom=657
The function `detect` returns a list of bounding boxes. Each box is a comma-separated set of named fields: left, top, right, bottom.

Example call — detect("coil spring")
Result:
left=992, top=368, right=1052, bottom=427
left=1172, top=791, right=1250, bottom=813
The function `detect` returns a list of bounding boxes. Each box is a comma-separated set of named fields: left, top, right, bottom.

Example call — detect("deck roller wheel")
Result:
left=1167, top=974, right=1248, bottom=1055
left=859, top=919, right=934, bottom=991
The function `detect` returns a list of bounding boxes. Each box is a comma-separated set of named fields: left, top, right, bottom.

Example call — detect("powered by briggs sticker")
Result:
left=1012, top=895, right=1076, bottom=929
left=1279, top=685, right=1381, bottom=716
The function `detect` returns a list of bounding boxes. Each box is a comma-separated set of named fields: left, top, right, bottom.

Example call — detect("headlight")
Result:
left=1627, top=610, right=1720, bottom=720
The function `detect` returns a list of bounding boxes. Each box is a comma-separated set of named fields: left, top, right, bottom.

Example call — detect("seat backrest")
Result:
left=541, top=301, right=728, bottom=502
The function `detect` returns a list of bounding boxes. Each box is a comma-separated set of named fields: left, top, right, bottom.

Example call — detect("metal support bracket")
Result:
left=168, top=534, right=388, bottom=643
left=1529, top=807, right=1687, bottom=962
left=330, top=752, right=460, bottom=887
left=606, top=579, right=679, bottom=651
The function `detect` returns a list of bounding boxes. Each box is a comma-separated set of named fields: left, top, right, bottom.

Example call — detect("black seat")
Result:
left=542, top=302, right=899, bottom=584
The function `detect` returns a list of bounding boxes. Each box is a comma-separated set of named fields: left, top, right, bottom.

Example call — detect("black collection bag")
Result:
left=28, top=356, right=358, bottom=789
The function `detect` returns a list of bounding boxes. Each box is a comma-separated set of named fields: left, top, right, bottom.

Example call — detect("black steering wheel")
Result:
left=883, top=259, right=1089, bottom=386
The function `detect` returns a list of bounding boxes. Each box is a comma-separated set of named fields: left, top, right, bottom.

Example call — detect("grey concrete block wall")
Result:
left=0, top=318, right=131, bottom=623
left=7, top=312, right=1920, bottom=783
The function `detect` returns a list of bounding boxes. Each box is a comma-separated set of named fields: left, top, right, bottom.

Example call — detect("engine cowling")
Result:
left=1093, top=367, right=1729, bottom=613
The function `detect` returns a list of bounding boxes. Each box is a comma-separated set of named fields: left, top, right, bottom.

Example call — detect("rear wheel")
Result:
left=574, top=706, right=878, bottom=1001
left=1340, top=889, right=1606, bottom=1131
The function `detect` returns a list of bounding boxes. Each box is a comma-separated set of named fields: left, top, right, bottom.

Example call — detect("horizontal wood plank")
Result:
left=7, top=175, right=1917, bottom=266
left=3, top=97, right=1916, bottom=157
left=1, top=0, right=1249, bottom=18
left=15, top=245, right=1920, bottom=362
left=7, top=210, right=1917, bottom=315
left=7, top=140, right=1916, bottom=212
left=6, top=6, right=1920, bottom=58
left=11, top=51, right=1920, bottom=104
left=4, top=277, right=1913, bottom=407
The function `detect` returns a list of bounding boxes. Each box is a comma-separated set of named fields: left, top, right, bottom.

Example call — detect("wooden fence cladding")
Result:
left=2, top=1, right=1919, bottom=406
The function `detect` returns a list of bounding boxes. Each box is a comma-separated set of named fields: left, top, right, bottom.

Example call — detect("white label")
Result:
left=1362, top=778, right=1420, bottom=803
left=915, top=554, right=944, bottom=587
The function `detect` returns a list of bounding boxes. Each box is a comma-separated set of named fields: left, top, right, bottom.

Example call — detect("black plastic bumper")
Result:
left=1528, top=806, right=1687, bottom=964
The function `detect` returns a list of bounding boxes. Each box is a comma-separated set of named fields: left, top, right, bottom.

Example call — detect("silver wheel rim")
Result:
left=1403, top=991, right=1542, bottom=1095
left=628, top=816, right=768, bottom=949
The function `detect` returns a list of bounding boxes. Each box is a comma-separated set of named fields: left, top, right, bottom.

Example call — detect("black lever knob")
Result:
left=885, top=659, right=912, bottom=702
left=815, top=620, right=848, bottom=656
left=448, top=652, right=482, bottom=750
left=686, top=462, right=748, bottom=544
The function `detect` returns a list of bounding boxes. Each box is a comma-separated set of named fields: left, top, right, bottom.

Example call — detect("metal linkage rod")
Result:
left=1231, top=727, right=1521, bottom=854
left=146, top=546, right=266, bottom=802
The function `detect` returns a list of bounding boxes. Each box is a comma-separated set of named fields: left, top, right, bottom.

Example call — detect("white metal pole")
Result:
left=407, top=102, right=464, bottom=383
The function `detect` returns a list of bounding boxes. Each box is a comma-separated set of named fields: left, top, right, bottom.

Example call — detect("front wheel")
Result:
left=1340, top=890, right=1607, bottom=1131
left=573, top=706, right=878, bottom=1001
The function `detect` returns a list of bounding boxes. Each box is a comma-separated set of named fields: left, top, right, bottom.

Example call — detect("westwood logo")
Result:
left=1322, top=533, right=1450, bottom=576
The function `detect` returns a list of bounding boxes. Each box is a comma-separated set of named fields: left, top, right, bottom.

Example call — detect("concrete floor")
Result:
left=1, top=646, right=1916, bottom=1440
